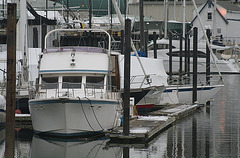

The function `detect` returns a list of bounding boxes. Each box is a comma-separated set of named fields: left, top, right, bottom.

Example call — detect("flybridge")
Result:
left=45, top=47, right=107, bottom=54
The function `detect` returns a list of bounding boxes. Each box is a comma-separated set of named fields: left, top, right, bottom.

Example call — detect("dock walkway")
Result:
left=109, top=104, right=200, bottom=144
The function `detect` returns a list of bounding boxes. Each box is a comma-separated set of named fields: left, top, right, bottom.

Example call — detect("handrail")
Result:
left=36, top=82, right=120, bottom=100
left=44, top=28, right=112, bottom=56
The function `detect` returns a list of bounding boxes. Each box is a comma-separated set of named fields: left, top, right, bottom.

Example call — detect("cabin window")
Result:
left=86, top=76, right=104, bottom=89
left=207, top=12, right=212, bottom=20
left=62, top=76, right=82, bottom=89
left=41, top=77, right=58, bottom=89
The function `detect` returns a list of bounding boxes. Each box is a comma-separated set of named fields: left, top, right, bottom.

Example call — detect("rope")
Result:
left=85, top=97, right=104, bottom=130
left=77, top=97, right=95, bottom=131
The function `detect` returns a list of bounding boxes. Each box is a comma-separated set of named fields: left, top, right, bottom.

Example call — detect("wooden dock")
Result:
left=109, top=103, right=200, bottom=144
left=15, top=114, right=32, bottom=129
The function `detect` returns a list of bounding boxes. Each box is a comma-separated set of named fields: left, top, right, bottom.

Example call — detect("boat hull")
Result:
left=159, top=84, right=224, bottom=105
left=130, top=86, right=166, bottom=115
left=29, top=98, right=121, bottom=136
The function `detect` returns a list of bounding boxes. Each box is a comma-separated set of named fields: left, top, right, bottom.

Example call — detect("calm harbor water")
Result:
left=0, top=74, right=240, bottom=157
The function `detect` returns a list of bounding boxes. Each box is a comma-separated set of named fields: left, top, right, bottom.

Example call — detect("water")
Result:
left=0, top=74, right=240, bottom=157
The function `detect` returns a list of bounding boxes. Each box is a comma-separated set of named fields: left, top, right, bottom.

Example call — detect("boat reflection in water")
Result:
left=0, top=128, right=5, bottom=158
left=31, top=135, right=122, bottom=158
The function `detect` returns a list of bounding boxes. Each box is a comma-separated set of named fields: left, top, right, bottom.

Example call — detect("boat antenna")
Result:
left=191, top=0, right=223, bottom=81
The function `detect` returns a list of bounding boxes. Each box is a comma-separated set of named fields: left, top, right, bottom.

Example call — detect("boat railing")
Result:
left=44, top=29, right=112, bottom=56
left=82, top=83, right=120, bottom=100
left=168, top=75, right=224, bottom=86
left=130, top=74, right=156, bottom=88
left=35, top=82, right=120, bottom=100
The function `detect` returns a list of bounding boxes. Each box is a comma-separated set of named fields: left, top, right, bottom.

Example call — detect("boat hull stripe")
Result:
left=29, top=99, right=119, bottom=105
left=164, top=87, right=215, bottom=93
left=39, top=69, right=108, bottom=74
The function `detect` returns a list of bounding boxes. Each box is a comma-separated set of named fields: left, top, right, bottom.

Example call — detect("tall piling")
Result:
left=153, top=31, right=157, bottom=59
left=5, top=3, right=17, bottom=158
left=120, top=30, right=124, bottom=54
left=184, top=33, right=188, bottom=74
left=139, top=0, right=144, bottom=52
left=192, top=27, right=198, bottom=103
left=187, top=36, right=190, bottom=77
left=41, top=23, right=47, bottom=51
left=179, top=34, right=183, bottom=79
left=206, top=29, right=211, bottom=85
left=33, top=27, right=38, bottom=48
left=144, top=30, right=148, bottom=57
left=169, top=32, right=173, bottom=84
left=123, top=19, right=131, bottom=136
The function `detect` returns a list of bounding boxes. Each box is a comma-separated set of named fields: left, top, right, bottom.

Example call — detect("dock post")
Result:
left=179, top=34, right=183, bottom=83
left=123, top=19, right=131, bottom=136
left=153, top=31, right=157, bottom=59
left=187, top=36, right=190, bottom=78
left=206, top=29, right=211, bottom=85
left=184, top=33, right=188, bottom=74
left=33, top=27, right=38, bottom=48
left=120, top=30, right=124, bottom=54
left=169, top=32, right=173, bottom=84
left=139, top=0, right=144, bottom=52
left=88, top=0, right=92, bottom=46
left=144, top=30, right=148, bottom=57
left=5, top=3, right=17, bottom=158
left=41, top=23, right=47, bottom=51
left=192, top=27, right=198, bottom=103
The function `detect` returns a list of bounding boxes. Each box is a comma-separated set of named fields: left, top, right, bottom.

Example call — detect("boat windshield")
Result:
left=86, top=76, right=104, bottom=89
left=41, top=77, right=58, bottom=89
left=62, top=76, right=82, bottom=89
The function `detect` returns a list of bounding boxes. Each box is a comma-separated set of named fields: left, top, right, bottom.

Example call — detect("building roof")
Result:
left=191, top=0, right=229, bottom=25
left=217, top=1, right=240, bottom=12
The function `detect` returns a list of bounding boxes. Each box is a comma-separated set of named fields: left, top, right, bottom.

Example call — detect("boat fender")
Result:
left=116, top=117, right=121, bottom=127
left=15, top=109, right=22, bottom=114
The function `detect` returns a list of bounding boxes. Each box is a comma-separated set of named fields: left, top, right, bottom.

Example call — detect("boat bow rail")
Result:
left=35, top=82, right=120, bottom=100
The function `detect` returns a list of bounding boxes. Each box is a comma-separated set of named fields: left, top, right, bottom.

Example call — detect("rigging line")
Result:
left=77, top=97, right=95, bottom=131
left=191, top=0, right=222, bottom=81
left=85, top=97, right=104, bottom=130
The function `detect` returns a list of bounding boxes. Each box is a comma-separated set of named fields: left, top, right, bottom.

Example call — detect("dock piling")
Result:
left=5, top=3, right=17, bottom=158
left=206, top=29, right=211, bottom=85
left=169, top=32, right=173, bottom=84
left=192, top=27, right=198, bottom=103
left=153, top=31, right=157, bottom=59
left=123, top=19, right=131, bottom=136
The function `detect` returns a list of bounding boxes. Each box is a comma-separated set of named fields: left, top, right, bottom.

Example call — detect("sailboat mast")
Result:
left=183, top=0, right=185, bottom=39
left=174, top=0, right=176, bottom=20
left=89, top=0, right=92, bottom=28
left=139, top=0, right=144, bottom=51
left=191, top=0, right=222, bottom=79
left=164, top=0, right=168, bottom=39
left=19, top=0, right=28, bottom=83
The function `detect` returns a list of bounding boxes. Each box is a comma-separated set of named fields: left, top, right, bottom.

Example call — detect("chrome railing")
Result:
left=36, top=82, right=120, bottom=100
